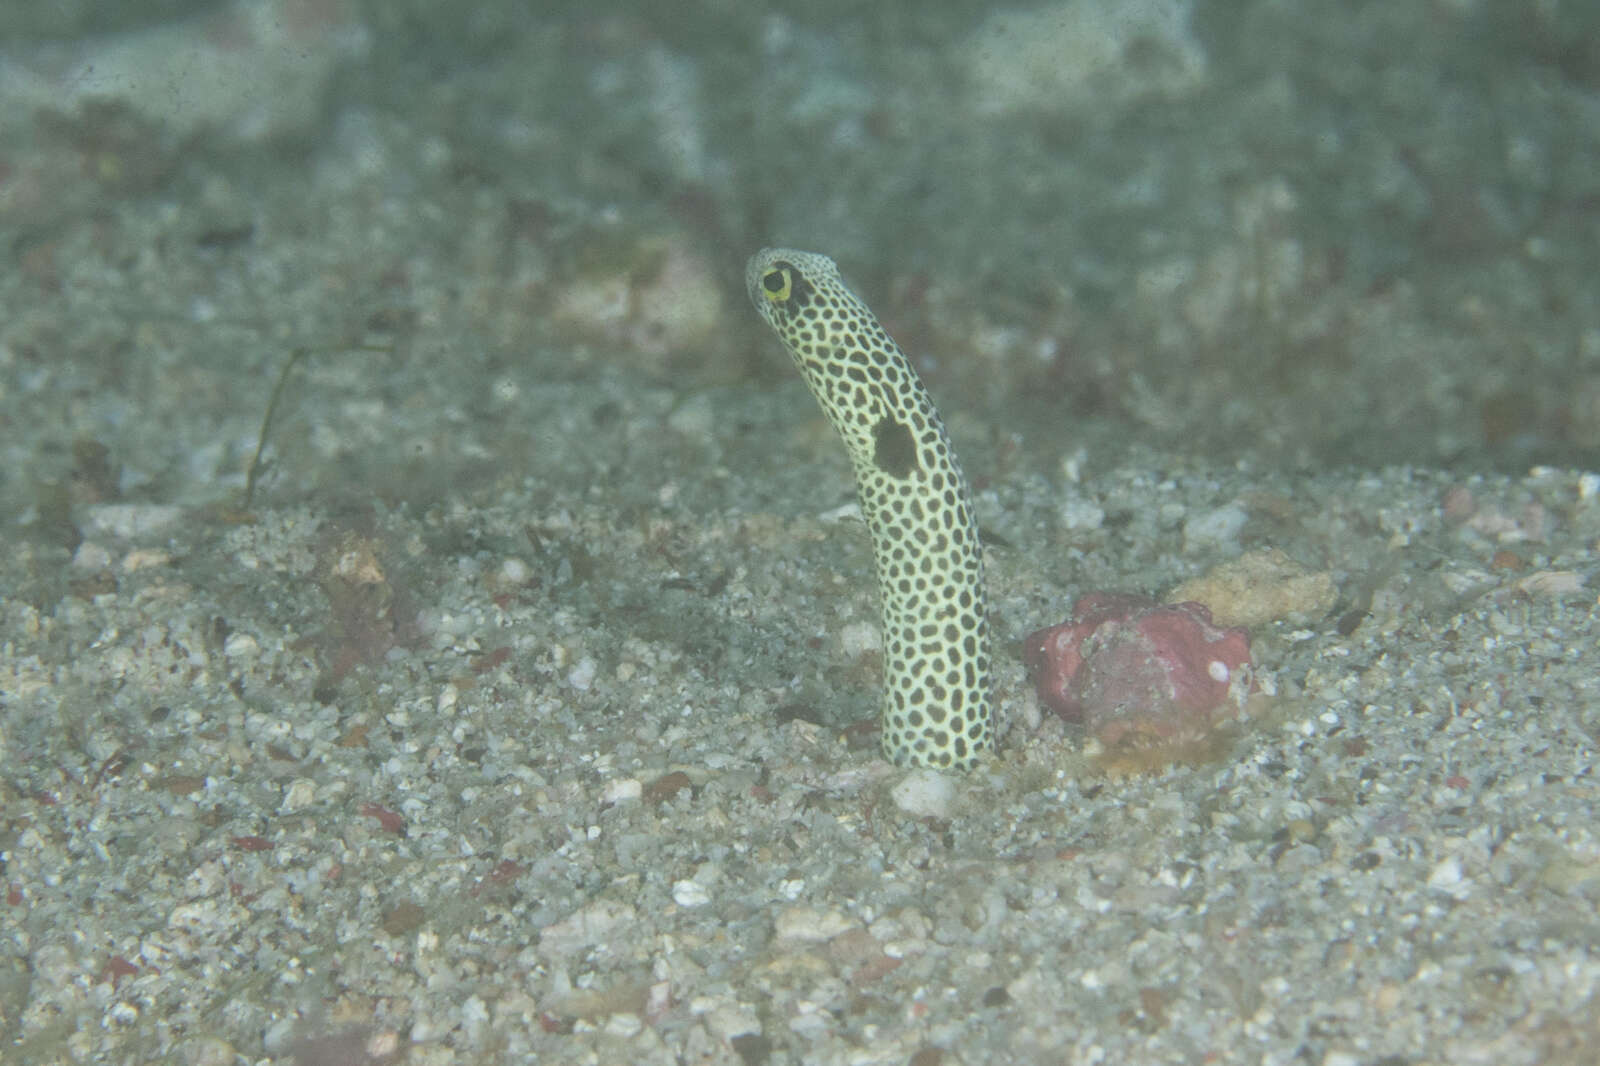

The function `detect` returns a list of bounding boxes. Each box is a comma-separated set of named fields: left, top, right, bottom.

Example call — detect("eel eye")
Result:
left=761, top=266, right=792, bottom=304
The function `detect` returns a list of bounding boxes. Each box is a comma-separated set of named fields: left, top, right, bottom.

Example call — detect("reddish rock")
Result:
left=1023, top=593, right=1252, bottom=745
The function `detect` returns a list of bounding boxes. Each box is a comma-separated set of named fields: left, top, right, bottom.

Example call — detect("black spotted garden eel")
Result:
left=746, top=248, right=993, bottom=770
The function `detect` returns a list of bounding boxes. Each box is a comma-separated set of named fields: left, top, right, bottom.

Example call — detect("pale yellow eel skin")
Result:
left=746, top=248, right=993, bottom=770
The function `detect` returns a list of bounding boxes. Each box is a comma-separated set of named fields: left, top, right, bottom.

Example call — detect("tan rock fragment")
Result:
left=1168, top=548, right=1336, bottom=627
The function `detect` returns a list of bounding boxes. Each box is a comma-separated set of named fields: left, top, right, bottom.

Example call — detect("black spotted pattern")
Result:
left=746, top=248, right=994, bottom=770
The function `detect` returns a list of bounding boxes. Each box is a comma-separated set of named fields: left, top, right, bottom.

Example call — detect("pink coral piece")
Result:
left=1022, top=593, right=1252, bottom=745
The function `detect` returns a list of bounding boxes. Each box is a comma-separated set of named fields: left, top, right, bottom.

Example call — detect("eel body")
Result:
left=746, top=248, right=993, bottom=770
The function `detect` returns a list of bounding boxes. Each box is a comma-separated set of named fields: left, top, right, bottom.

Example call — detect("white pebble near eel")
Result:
left=746, top=248, right=993, bottom=770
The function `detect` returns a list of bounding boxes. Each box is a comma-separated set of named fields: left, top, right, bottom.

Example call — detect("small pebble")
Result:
left=567, top=657, right=597, bottom=690
left=890, top=769, right=957, bottom=819
left=122, top=548, right=172, bottom=572
left=72, top=542, right=113, bottom=571
left=672, top=879, right=711, bottom=907
left=281, top=778, right=317, bottom=812
left=222, top=633, right=259, bottom=660
left=839, top=620, right=881, bottom=658
left=1428, top=856, right=1468, bottom=898
left=83, top=503, right=185, bottom=538
left=540, top=900, right=637, bottom=957
left=773, top=905, right=853, bottom=943
left=602, top=778, right=642, bottom=805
